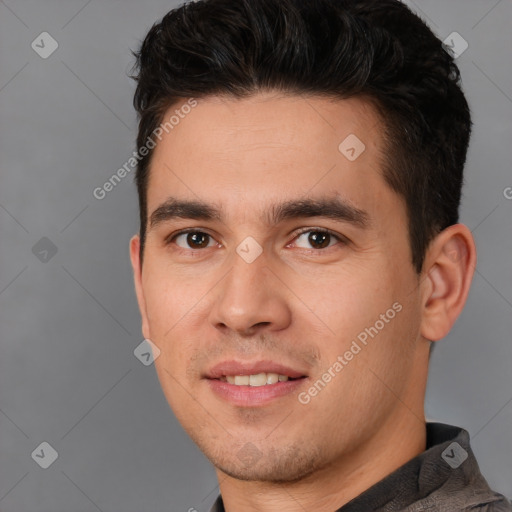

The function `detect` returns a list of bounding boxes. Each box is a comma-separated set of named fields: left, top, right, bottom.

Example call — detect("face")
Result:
left=130, top=93, right=429, bottom=483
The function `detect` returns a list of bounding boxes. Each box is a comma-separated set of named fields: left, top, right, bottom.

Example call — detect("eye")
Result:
left=292, top=229, right=343, bottom=250
left=172, top=230, right=217, bottom=250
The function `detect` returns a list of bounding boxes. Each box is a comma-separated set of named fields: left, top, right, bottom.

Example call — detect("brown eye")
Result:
left=187, top=232, right=210, bottom=248
left=293, top=229, right=340, bottom=250
left=174, top=231, right=215, bottom=249
left=308, top=231, right=331, bottom=249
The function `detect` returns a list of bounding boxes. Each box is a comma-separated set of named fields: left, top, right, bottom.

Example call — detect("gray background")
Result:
left=0, top=0, right=510, bottom=510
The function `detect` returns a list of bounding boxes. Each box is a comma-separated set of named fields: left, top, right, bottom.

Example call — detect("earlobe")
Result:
left=129, top=235, right=151, bottom=340
left=420, top=224, right=477, bottom=342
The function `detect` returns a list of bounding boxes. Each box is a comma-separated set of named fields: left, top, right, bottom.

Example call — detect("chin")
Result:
left=216, top=463, right=319, bottom=484
left=203, top=442, right=324, bottom=484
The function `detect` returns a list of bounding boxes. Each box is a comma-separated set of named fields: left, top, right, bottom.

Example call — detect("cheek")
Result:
left=143, top=259, right=208, bottom=333
left=289, top=263, right=397, bottom=340
left=142, top=260, right=216, bottom=377
left=287, top=258, right=419, bottom=387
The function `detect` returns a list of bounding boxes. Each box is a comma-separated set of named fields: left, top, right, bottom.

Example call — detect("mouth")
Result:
left=218, top=372, right=304, bottom=386
left=204, top=360, right=308, bottom=406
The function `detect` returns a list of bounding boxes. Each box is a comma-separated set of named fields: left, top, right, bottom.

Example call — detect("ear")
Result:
left=420, top=224, right=477, bottom=342
left=129, top=234, right=151, bottom=340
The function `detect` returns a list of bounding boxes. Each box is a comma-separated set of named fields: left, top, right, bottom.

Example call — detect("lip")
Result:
left=204, top=359, right=307, bottom=379
left=206, top=377, right=308, bottom=407
left=204, top=359, right=309, bottom=407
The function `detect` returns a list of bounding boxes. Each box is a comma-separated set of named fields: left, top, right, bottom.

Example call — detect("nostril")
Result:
left=253, top=322, right=271, bottom=328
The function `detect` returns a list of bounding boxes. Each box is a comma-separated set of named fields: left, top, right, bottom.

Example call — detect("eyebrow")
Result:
left=149, top=195, right=370, bottom=230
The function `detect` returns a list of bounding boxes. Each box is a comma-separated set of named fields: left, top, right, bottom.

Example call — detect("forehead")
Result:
left=145, top=93, right=397, bottom=224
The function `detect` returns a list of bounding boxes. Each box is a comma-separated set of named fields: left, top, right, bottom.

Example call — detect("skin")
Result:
left=130, top=92, right=476, bottom=512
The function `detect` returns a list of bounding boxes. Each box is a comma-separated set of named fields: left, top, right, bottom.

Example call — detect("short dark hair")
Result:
left=131, top=0, right=471, bottom=272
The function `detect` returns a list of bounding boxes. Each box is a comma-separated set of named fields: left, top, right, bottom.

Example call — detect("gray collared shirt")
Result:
left=208, top=423, right=511, bottom=511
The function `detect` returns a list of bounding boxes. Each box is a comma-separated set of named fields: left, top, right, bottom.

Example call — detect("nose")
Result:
left=208, top=249, right=292, bottom=336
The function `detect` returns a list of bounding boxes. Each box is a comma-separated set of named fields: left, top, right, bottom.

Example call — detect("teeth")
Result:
left=266, top=373, right=279, bottom=384
left=222, top=372, right=292, bottom=386
left=249, top=373, right=267, bottom=386
left=234, top=375, right=250, bottom=386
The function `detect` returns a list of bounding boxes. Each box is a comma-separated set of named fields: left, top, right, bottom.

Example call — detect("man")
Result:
left=128, top=0, right=511, bottom=510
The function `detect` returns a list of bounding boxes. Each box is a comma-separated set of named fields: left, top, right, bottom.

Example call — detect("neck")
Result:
left=216, top=411, right=427, bottom=512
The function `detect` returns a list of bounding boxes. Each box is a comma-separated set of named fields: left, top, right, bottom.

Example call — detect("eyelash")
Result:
left=164, top=227, right=347, bottom=252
